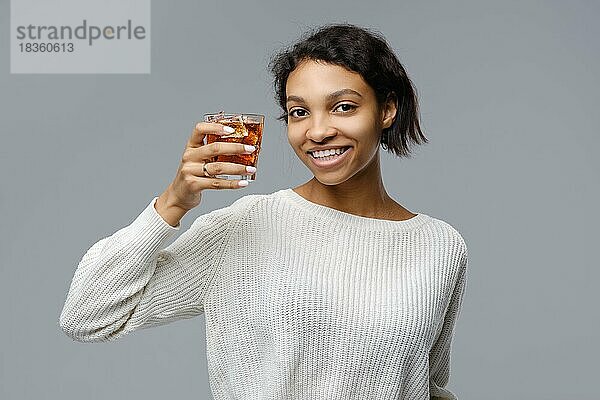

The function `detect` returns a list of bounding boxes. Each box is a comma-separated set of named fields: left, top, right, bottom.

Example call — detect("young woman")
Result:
left=59, top=23, right=468, bottom=400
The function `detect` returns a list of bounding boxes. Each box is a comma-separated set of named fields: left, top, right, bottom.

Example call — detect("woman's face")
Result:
left=285, top=59, right=396, bottom=186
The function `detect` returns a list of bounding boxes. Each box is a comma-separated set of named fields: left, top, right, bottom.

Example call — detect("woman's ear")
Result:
left=381, top=92, right=398, bottom=129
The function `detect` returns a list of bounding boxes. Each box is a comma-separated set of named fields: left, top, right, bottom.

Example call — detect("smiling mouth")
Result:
left=307, top=146, right=351, bottom=159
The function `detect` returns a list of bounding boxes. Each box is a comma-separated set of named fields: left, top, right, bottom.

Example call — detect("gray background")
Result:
left=1, top=1, right=598, bottom=399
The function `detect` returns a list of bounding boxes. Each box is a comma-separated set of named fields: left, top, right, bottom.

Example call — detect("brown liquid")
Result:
left=205, top=119, right=263, bottom=180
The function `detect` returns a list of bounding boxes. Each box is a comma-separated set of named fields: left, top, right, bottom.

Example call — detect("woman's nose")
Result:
left=306, top=115, right=337, bottom=142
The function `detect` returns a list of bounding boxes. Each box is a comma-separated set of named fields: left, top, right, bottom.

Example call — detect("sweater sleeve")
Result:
left=58, top=195, right=252, bottom=343
left=428, top=247, right=468, bottom=400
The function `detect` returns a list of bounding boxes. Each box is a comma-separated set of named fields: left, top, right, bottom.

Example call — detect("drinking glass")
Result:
left=203, top=111, right=264, bottom=181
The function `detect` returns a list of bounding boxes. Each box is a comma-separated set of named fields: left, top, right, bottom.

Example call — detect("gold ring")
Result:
left=203, top=162, right=215, bottom=178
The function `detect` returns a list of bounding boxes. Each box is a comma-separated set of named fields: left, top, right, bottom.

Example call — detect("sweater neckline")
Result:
left=278, top=188, right=430, bottom=231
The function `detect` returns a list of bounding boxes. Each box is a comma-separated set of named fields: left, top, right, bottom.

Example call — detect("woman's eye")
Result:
left=335, top=103, right=356, bottom=113
left=288, top=109, right=307, bottom=118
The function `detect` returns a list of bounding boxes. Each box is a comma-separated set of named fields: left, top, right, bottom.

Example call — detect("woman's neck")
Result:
left=292, top=163, right=415, bottom=222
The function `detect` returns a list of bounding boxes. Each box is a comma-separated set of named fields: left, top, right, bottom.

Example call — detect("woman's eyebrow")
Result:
left=286, top=88, right=363, bottom=104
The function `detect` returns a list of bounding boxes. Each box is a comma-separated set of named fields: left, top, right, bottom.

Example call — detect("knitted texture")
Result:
left=59, top=188, right=468, bottom=400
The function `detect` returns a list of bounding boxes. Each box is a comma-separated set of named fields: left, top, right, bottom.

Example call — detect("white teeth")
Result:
left=310, top=147, right=348, bottom=158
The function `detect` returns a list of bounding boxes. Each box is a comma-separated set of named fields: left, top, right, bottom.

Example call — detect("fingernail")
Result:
left=246, top=166, right=257, bottom=173
left=238, top=180, right=249, bottom=187
left=223, top=126, right=235, bottom=133
left=244, top=145, right=256, bottom=152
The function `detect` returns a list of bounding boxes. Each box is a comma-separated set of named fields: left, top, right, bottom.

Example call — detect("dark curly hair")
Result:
left=268, top=23, right=428, bottom=158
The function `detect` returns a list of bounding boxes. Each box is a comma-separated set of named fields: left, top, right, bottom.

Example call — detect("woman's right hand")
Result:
left=155, top=122, right=256, bottom=225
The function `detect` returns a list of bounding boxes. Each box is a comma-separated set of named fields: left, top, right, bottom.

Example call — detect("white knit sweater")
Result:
left=59, top=188, right=468, bottom=400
